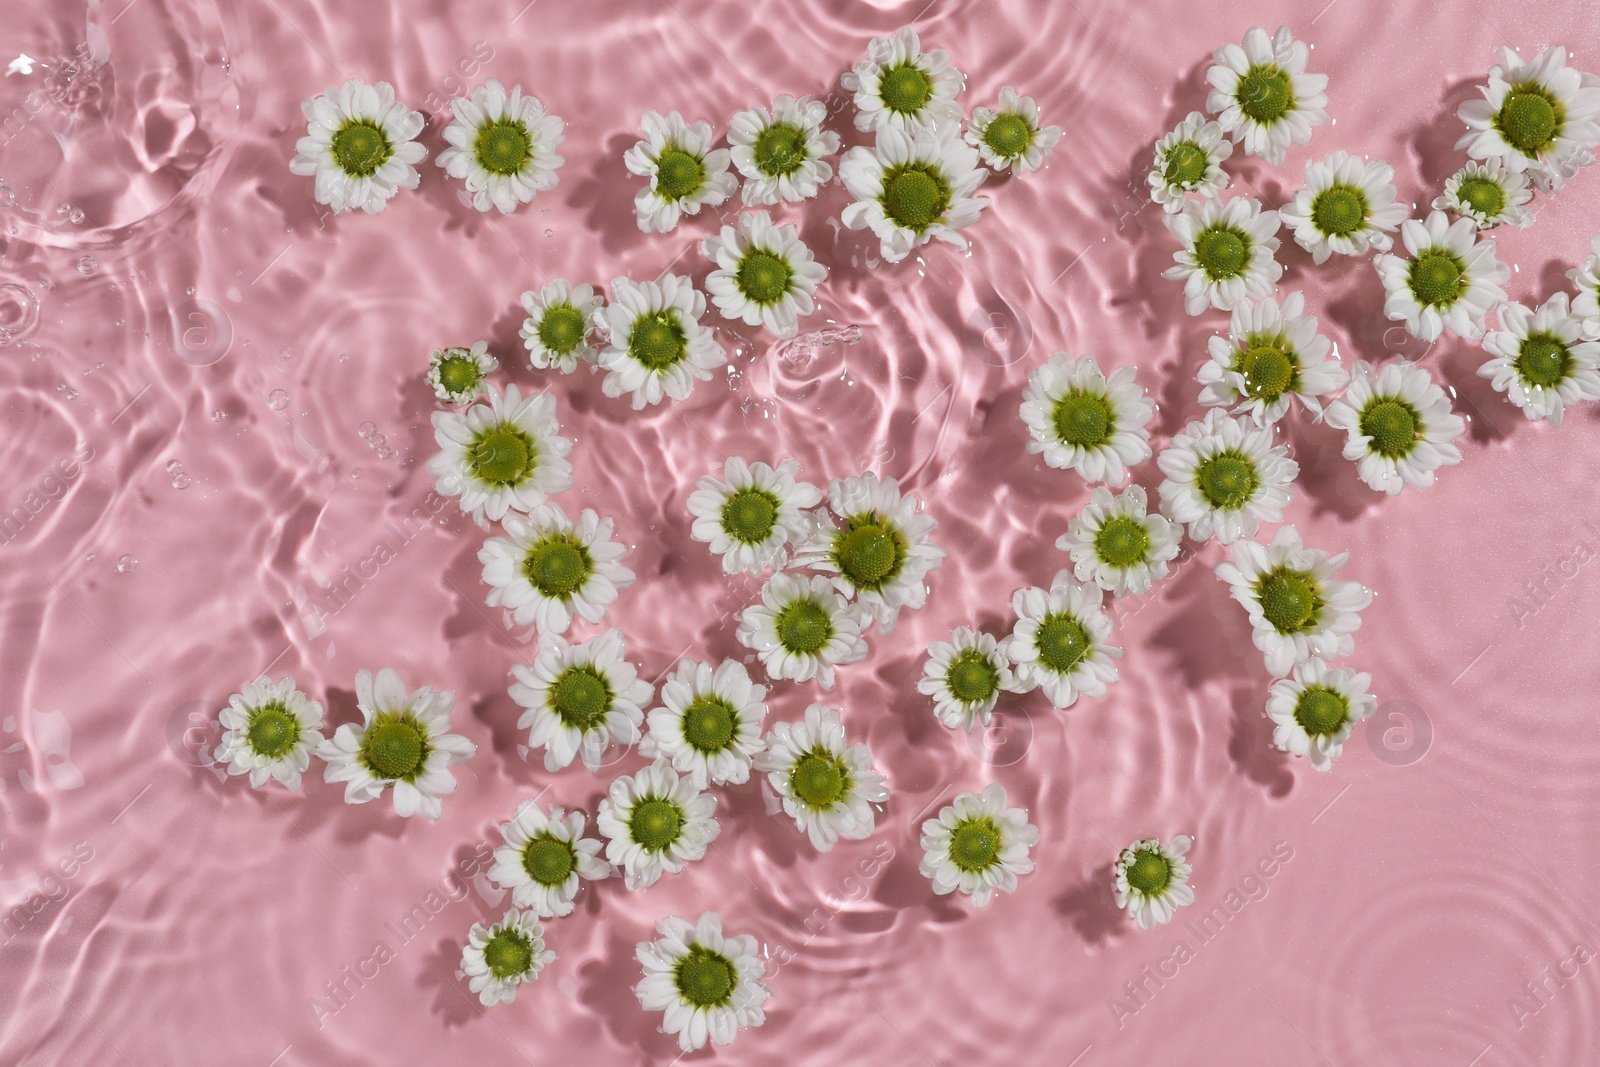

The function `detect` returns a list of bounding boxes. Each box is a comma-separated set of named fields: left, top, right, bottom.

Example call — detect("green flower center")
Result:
left=775, top=598, right=833, bottom=655
left=1294, top=686, right=1349, bottom=737
left=1052, top=390, right=1115, bottom=448
left=791, top=751, right=849, bottom=810
left=1094, top=516, right=1151, bottom=568
left=1195, top=225, right=1249, bottom=280
left=1036, top=613, right=1090, bottom=674
left=722, top=488, right=778, bottom=544
left=629, top=797, right=683, bottom=851
left=753, top=122, right=806, bottom=177
left=982, top=114, right=1032, bottom=159
left=1126, top=849, right=1171, bottom=893
left=1516, top=334, right=1572, bottom=388
left=1359, top=398, right=1420, bottom=459
left=483, top=929, right=533, bottom=979
left=331, top=119, right=392, bottom=178
left=1238, top=344, right=1295, bottom=400
left=1456, top=177, right=1506, bottom=219
left=1408, top=249, right=1466, bottom=308
left=1196, top=452, right=1261, bottom=510
left=537, top=305, right=587, bottom=355
left=1162, top=141, right=1210, bottom=187
left=946, top=650, right=1000, bottom=704
left=245, top=703, right=301, bottom=760
left=436, top=353, right=482, bottom=397
left=469, top=425, right=536, bottom=487
left=654, top=146, right=706, bottom=201
left=949, top=818, right=1002, bottom=873
left=837, top=520, right=904, bottom=589
left=474, top=118, right=532, bottom=177
left=522, top=835, right=576, bottom=886
left=881, top=164, right=950, bottom=232
left=681, top=696, right=738, bottom=754
left=880, top=63, right=933, bottom=115
left=360, top=713, right=429, bottom=782
left=1311, top=184, right=1368, bottom=237
left=1258, top=569, right=1322, bottom=635
left=1496, top=86, right=1561, bottom=155
left=1237, top=65, right=1294, bottom=124
left=736, top=249, right=793, bottom=306
left=675, top=947, right=738, bottom=1008
left=550, top=667, right=612, bottom=731
left=523, top=536, right=592, bottom=598
left=628, top=311, right=687, bottom=371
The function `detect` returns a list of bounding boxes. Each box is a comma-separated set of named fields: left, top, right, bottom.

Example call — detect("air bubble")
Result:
left=0, top=186, right=13, bottom=207
left=68, top=208, right=85, bottom=224
left=76, top=256, right=96, bottom=275
left=211, top=410, right=227, bottom=422
left=116, top=554, right=137, bottom=573
left=267, top=389, right=289, bottom=410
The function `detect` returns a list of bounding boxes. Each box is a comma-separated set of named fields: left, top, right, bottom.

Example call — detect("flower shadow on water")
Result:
left=1411, top=78, right=1483, bottom=187
left=1284, top=415, right=1381, bottom=524
left=578, top=930, right=682, bottom=1063
left=416, top=934, right=478, bottom=1029
left=569, top=132, right=659, bottom=258
left=1052, top=861, right=1128, bottom=948
left=1226, top=680, right=1294, bottom=799
left=1146, top=560, right=1256, bottom=690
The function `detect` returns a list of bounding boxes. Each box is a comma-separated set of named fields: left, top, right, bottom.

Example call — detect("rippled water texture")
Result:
left=3, top=1, right=1600, bottom=1064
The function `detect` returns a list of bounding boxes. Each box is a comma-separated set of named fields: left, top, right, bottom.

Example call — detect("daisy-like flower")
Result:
left=736, top=572, right=869, bottom=689
left=213, top=675, right=324, bottom=791
left=1147, top=111, right=1235, bottom=213
left=510, top=629, right=653, bottom=773
left=315, top=668, right=476, bottom=820
left=1157, top=409, right=1299, bottom=545
left=427, top=341, right=498, bottom=405
left=1018, top=353, right=1154, bottom=484
left=755, top=703, right=889, bottom=852
left=1374, top=210, right=1510, bottom=342
left=461, top=909, right=555, bottom=1006
left=635, top=912, right=770, bottom=1053
left=1004, top=570, right=1121, bottom=709
left=964, top=87, right=1061, bottom=173
left=1197, top=291, right=1348, bottom=426
left=520, top=280, right=603, bottom=373
left=1113, top=835, right=1195, bottom=929
left=729, top=95, right=841, bottom=205
left=917, top=627, right=1019, bottom=732
left=1277, top=151, right=1406, bottom=263
left=1457, top=45, right=1600, bottom=192
left=488, top=800, right=611, bottom=918
left=624, top=110, right=737, bottom=233
left=839, top=122, right=989, bottom=263
left=1265, top=658, right=1377, bottom=772
left=640, top=659, right=768, bottom=789
left=435, top=78, right=564, bottom=214
left=426, top=383, right=575, bottom=529
left=1056, top=485, right=1181, bottom=596
left=1434, top=159, right=1535, bottom=230
left=702, top=211, right=828, bottom=339
left=1324, top=360, right=1466, bottom=494
left=919, top=783, right=1040, bottom=908
left=1568, top=235, right=1600, bottom=339
left=289, top=79, right=425, bottom=215
left=1477, top=292, right=1600, bottom=427
left=793, top=472, right=945, bottom=635
left=595, top=275, right=727, bottom=409
left=1205, top=25, right=1329, bottom=166
left=478, top=503, right=634, bottom=634
left=839, top=26, right=964, bottom=134
left=1214, top=524, right=1373, bottom=677
left=1162, top=195, right=1284, bottom=315
left=687, top=456, right=823, bottom=575
left=596, top=762, right=720, bottom=891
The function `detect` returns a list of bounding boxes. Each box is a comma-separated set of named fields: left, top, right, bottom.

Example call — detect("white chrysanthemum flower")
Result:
left=729, top=94, right=841, bottom=205
left=1157, top=409, right=1299, bottom=545
left=520, top=279, right=603, bottom=373
left=213, top=675, right=324, bottom=791
left=510, top=628, right=653, bottom=773
left=1057, top=484, right=1181, bottom=596
left=289, top=79, right=425, bottom=215
left=840, top=26, right=964, bottom=133
left=487, top=800, right=611, bottom=918
left=1277, top=151, right=1406, bottom=264
left=624, top=109, right=737, bottom=233
left=702, top=211, right=828, bottom=339
left=1197, top=291, right=1348, bottom=426
left=435, top=78, right=563, bottom=214
left=1214, top=524, right=1373, bottom=677
left=755, top=703, right=889, bottom=852
left=1148, top=110, right=1235, bottom=213
left=917, top=627, right=1020, bottom=732
left=1477, top=292, right=1600, bottom=427
left=315, top=668, right=476, bottom=820
left=426, top=341, right=498, bottom=405
left=1205, top=25, right=1329, bottom=166
left=964, top=87, right=1061, bottom=173
left=736, top=572, right=869, bottom=689
left=640, top=659, right=768, bottom=790
left=1434, top=159, right=1535, bottom=230
left=839, top=122, right=989, bottom=263
left=478, top=503, right=634, bottom=634
left=595, top=274, right=727, bottom=409
left=919, top=783, right=1039, bottom=908
left=793, top=472, right=945, bottom=635
left=461, top=909, right=555, bottom=1006
left=1265, top=659, right=1377, bottom=772
left=636, top=912, right=771, bottom=1053
left=1373, top=210, right=1510, bottom=342
left=1568, top=234, right=1600, bottom=340
left=1457, top=45, right=1600, bottom=193
left=687, top=456, right=822, bottom=575
left=426, top=383, right=575, bottom=529
left=1162, top=195, right=1283, bottom=315
left=1113, top=835, right=1195, bottom=929
left=1018, top=353, right=1154, bottom=484
left=1004, top=570, right=1121, bottom=709
left=1324, top=360, right=1466, bottom=495
left=597, top=762, right=720, bottom=891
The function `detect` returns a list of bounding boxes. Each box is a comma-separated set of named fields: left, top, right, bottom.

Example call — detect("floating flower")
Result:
left=702, top=211, right=828, bottom=338
left=635, top=912, right=771, bottom=1053
left=754, top=703, right=889, bottom=852
left=1157, top=409, right=1299, bottom=545
left=839, top=122, right=989, bottom=263
left=1162, top=195, right=1283, bottom=315
left=1196, top=291, right=1347, bottom=426
left=687, top=456, right=823, bottom=575
left=1265, top=659, right=1377, bottom=772
left=1457, top=45, right=1600, bottom=192
left=316, top=668, right=476, bottom=820
left=289, top=79, right=425, bottom=215
left=1205, top=25, right=1329, bottom=166
left=1147, top=111, right=1235, bottom=213
left=426, top=383, right=575, bottom=529
left=595, top=274, right=727, bottom=409
left=213, top=675, right=324, bottom=791
left=624, top=109, right=738, bottom=233
left=520, top=280, right=603, bottom=373
left=917, top=627, right=1019, bottom=731
left=1004, top=570, right=1121, bottom=709
left=435, top=78, right=564, bottom=214
left=1113, top=835, right=1195, bottom=929
left=487, top=800, right=611, bottom=918
left=1277, top=151, right=1406, bottom=263
left=640, top=658, right=768, bottom=789
left=729, top=94, right=841, bottom=205
left=919, top=783, right=1039, bottom=908
left=1477, top=292, right=1600, bottom=427
left=840, top=26, right=964, bottom=133
left=510, top=628, right=653, bottom=772
left=596, top=762, right=720, bottom=891
left=1569, top=235, right=1600, bottom=339
left=1018, top=353, right=1154, bottom=484
left=427, top=341, right=498, bottom=405
left=964, top=87, right=1061, bottom=173
left=461, top=909, right=555, bottom=1006
left=736, top=572, right=869, bottom=689
left=478, top=503, right=634, bottom=634
left=1324, top=360, right=1466, bottom=494
left=1373, top=210, right=1510, bottom=342
left=1434, top=159, right=1535, bottom=230
left=1057, top=484, right=1181, bottom=596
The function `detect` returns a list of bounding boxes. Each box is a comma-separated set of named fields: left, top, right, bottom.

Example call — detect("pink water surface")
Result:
left=3, top=0, right=1600, bottom=1064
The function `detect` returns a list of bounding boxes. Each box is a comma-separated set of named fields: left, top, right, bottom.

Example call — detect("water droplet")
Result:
left=55, top=202, right=70, bottom=216
left=185, top=286, right=196, bottom=296
left=357, top=421, right=376, bottom=439
left=116, top=554, right=137, bottom=573
left=172, top=474, right=190, bottom=489
left=0, top=186, right=13, bottom=207
left=165, top=460, right=181, bottom=473
left=68, top=208, right=85, bottom=224
left=351, top=467, right=361, bottom=478
left=85, top=553, right=95, bottom=561
left=76, top=256, right=96, bottom=275
left=63, top=388, right=77, bottom=399
left=114, top=317, right=125, bottom=326
left=267, top=389, right=289, bottom=410
left=544, top=229, right=554, bottom=238
left=210, top=410, right=227, bottom=422
left=337, top=353, right=349, bottom=363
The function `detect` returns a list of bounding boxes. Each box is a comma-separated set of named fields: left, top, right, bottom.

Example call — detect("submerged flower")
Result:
left=1457, top=45, right=1600, bottom=192
left=488, top=800, right=611, bottom=918
left=1324, top=360, right=1466, bottom=494
left=1205, top=25, right=1329, bottom=166
left=687, top=456, right=823, bottom=575
left=640, top=658, right=769, bottom=789
left=1148, top=110, right=1235, bottom=213
left=478, top=503, right=634, bottom=634
left=1162, top=195, right=1284, bottom=315
left=289, top=79, right=425, bottom=215
left=461, top=909, right=555, bottom=1006
left=435, top=78, right=564, bottom=214
left=840, top=26, right=964, bottom=133
left=964, top=87, right=1061, bottom=173
left=1018, top=353, right=1154, bottom=484
left=1477, top=292, right=1600, bottom=427
left=839, top=122, right=989, bottom=263
left=426, top=383, right=575, bottom=529
left=1373, top=210, right=1510, bottom=342
left=213, top=675, right=324, bottom=791
left=1197, top=291, right=1347, bottom=426
left=597, top=762, right=720, bottom=891
left=702, top=211, right=828, bottom=338
left=1568, top=234, right=1600, bottom=339
left=1004, top=570, right=1121, bottom=709
left=736, top=572, right=869, bottom=689
left=1157, top=409, right=1299, bottom=545
left=1277, top=151, right=1406, bottom=263
left=510, top=629, right=653, bottom=773
left=918, top=627, right=1020, bottom=731
left=729, top=94, right=841, bottom=205
left=624, top=109, right=738, bottom=232
left=427, top=341, right=498, bottom=405
left=1057, top=484, right=1181, bottom=596
left=920, top=783, right=1039, bottom=908
left=1265, top=659, right=1377, bottom=772
left=1113, top=835, right=1195, bottom=929
left=755, top=703, right=889, bottom=852
left=596, top=275, right=727, bottom=409
left=1434, top=159, right=1535, bottom=230
left=520, top=280, right=603, bottom=373
left=635, top=912, right=770, bottom=1053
